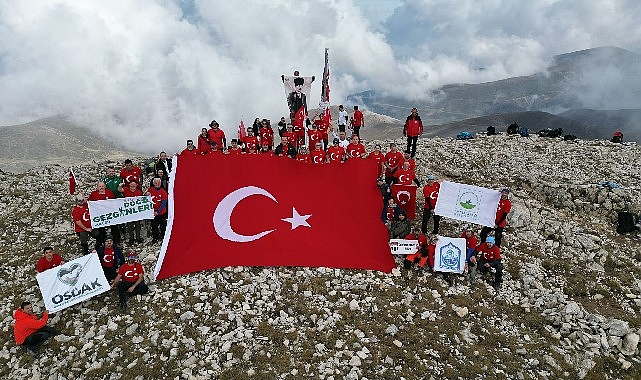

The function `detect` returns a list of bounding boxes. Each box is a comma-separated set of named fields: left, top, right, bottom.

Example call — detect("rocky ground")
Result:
left=0, top=134, right=640, bottom=379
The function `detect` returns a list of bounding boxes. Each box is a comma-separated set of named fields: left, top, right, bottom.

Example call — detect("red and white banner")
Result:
left=154, top=155, right=395, bottom=280
left=391, top=184, right=417, bottom=219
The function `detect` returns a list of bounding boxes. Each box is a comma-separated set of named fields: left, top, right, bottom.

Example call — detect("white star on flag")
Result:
left=282, top=207, right=311, bottom=230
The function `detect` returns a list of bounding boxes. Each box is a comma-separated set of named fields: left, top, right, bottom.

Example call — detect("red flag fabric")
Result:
left=294, top=105, right=306, bottom=128
left=69, top=168, right=78, bottom=195
left=392, top=184, right=417, bottom=219
left=238, top=120, right=246, bottom=140
left=154, top=155, right=395, bottom=280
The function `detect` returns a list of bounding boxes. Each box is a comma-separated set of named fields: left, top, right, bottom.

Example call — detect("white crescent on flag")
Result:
left=213, top=186, right=277, bottom=242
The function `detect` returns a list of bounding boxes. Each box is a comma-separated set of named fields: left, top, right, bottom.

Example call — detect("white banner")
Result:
left=36, top=253, right=110, bottom=313
left=433, top=236, right=467, bottom=274
left=283, top=75, right=313, bottom=116
left=389, top=239, right=419, bottom=255
left=88, top=196, right=154, bottom=228
left=434, top=181, right=501, bottom=227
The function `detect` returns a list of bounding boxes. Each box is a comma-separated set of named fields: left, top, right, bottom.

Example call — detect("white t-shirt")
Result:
left=338, top=110, right=348, bottom=126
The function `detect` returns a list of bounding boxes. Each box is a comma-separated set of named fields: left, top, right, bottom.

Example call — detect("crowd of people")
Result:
left=14, top=106, right=512, bottom=356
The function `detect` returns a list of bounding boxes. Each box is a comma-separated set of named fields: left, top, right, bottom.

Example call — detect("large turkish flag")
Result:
left=391, top=184, right=417, bottom=219
left=153, top=154, right=395, bottom=280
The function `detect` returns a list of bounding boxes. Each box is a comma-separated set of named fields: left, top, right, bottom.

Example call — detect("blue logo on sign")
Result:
left=439, top=242, right=461, bottom=271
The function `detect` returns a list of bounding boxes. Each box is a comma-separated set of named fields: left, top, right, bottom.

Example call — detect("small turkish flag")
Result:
left=69, top=167, right=78, bottom=195
left=392, top=184, right=417, bottom=219
left=154, top=155, right=395, bottom=280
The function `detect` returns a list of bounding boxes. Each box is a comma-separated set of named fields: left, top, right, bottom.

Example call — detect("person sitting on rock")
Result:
left=469, top=236, right=503, bottom=289
left=111, top=252, right=149, bottom=312
left=36, top=247, right=65, bottom=273
left=390, top=211, right=412, bottom=239
left=402, top=226, right=429, bottom=273
left=13, top=301, right=56, bottom=356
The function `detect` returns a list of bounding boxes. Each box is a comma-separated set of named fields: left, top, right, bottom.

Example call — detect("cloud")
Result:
left=0, top=0, right=639, bottom=153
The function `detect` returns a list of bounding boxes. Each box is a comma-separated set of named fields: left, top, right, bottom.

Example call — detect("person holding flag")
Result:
left=68, top=167, right=78, bottom=195
left=421, top=175, right=441, bottom=234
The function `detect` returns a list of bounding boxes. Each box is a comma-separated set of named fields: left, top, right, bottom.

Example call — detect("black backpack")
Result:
left=617, top=211, right=639, bottom=234
left=487, top=126, right=496, bottom=136
left=564, top=134, right=577, bottom=141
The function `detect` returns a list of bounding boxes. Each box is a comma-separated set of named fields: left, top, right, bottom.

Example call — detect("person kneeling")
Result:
left=468, top=236, right=503, bottom=289
left=111, top=252, right=148, bottom=311
left=13, top=301, right=56, bottom=356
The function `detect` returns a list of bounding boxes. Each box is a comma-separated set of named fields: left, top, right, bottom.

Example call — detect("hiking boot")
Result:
left=136, top=238, right=144, bottom=244
left=492, top=282, right=501, bottom=291
left=447, top=276, right=454, bottom=287
left=416, top=268, right=423, bottom=277
left=24, top=346, right=39, bottom=357
left=120, top=302, right=127, bottom=312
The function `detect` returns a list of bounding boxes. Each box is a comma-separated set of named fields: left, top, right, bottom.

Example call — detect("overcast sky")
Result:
left=0, top=0, right=639, bottom=153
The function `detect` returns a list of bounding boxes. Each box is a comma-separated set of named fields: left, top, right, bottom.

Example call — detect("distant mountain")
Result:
left=0, top=116, right=143, bottom=173
left=347, top=46, right=641, bottom=141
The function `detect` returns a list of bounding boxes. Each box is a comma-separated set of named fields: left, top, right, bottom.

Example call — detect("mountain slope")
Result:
left=0, top=116, right=143, bottom=173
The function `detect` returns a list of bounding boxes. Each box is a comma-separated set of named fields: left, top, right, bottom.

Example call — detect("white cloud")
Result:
left=0, top=0, right=639, bottom=152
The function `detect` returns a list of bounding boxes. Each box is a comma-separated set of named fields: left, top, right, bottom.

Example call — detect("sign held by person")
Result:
left=434, top=181, right=500, bottom=227
left=36, top=253, right=110, bottom=313
left=88, top=196, right=154, bottom=228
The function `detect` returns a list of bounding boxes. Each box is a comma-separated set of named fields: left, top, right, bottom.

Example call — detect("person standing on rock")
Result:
left=350, top=106, right=364, bottom=137
left=111, top=252, right=149, bottom=311
left=72, top=194, right=98, bottom=255
left=421, top=175, right=441, bottom=235
left=96, top=235, right=124, bottom=283
left=120, top=180, right=144, bottom=245
left=147, top=177, right=168, bottom=243
left=403, top=107, right=423, bottom=158
left=13, top=301, right=56, bottom=356
left=468, top=236, right=503, bottom=289
left=480, top=188, right=512, bottom=247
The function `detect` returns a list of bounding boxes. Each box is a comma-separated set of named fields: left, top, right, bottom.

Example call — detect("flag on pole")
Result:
left=434, top=181, right=501, bottom=227
left=321, top=48, right=330, bottom=104
left=320, top=48, right=331, bottom=123
left=238, top=120, right=246, bottom=140
left=69, top=167, right=78, bottom=195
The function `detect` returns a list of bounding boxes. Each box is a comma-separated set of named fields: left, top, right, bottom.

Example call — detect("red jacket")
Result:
left=474, top=242, right=501, bottom=261
left=14, top=309, right=48, bottom=344
left=404, top=115, right=423, bottom=137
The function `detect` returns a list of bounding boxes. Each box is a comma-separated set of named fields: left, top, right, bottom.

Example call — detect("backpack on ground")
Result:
left=611, top=131, right=623, bottom=143
left=507, top=123, right=519, bottom=135
left=564, top=134, right=577, bottom=141
left=518, top=125, right=529, bottom=137
left=617, top=211, right=639, bottom=234
left=486, top=126, right=496, bottom=136
left=456, top=131, right=474, bottom=140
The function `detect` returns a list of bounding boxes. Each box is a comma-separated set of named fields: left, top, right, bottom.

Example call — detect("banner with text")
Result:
left=88, top=196, right=154, bottom=228
left=434, top=181, right=500, bottom=227
left=433, top=236, right=467, bottom=274
left=389, top=239, right=419, bottom=255
left=36, top=253, right=110, bottom=313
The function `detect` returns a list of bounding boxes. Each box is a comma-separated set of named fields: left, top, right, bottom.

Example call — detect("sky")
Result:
left=0, top=0, right=640, bottom=153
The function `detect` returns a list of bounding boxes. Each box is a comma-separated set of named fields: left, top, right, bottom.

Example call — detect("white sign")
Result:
left=434, top=181, right=501, bottom=227
left=433, top=236, right=467, bottom=274
left=389, top=239, right=419, bottom=255
left=36, top=253, right=110, bottom=313
left=88, top=196, right=154, bottom=228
